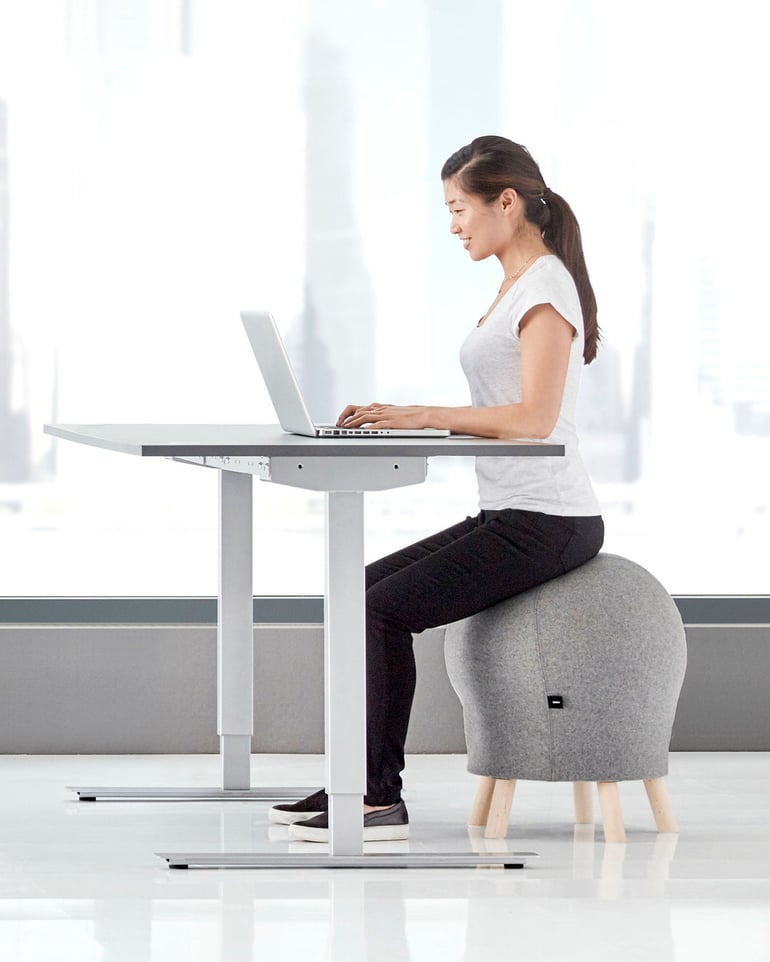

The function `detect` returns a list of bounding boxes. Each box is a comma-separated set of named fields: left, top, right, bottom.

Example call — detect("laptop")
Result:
left=240, top=311, right=450, bottom=438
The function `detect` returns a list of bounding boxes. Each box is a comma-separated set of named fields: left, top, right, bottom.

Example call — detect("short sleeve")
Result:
left=510, top=262, right=583, bottom=342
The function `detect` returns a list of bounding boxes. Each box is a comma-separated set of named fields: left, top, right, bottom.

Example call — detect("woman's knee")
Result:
left=366, top=581, right=415, bottom=637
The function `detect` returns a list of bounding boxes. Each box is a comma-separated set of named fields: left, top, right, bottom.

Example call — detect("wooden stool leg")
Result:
left=468, top=776, right=496, bottom=827
left=484, top=779, right=516, bottom=839
left=597, top=781, right=626, bottom=843
left=644, top=777, right=678, bottom=833
left=573, top=781, right=594, bottom=824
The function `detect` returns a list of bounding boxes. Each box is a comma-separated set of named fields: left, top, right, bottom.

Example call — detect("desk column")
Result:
left=218, top=469, right=254, bottom=790
left=325, top=491, right=366, bottom=855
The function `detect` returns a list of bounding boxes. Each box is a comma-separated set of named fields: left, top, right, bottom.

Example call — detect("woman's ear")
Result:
left=499, top=187, right=518, bottom=214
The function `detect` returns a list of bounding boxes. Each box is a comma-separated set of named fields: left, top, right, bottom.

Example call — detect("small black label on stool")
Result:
left=547, top=695, right=564, bottom=709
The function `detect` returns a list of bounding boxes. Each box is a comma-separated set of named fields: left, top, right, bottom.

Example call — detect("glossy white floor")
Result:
left=1, top=752, right=768, bottom=962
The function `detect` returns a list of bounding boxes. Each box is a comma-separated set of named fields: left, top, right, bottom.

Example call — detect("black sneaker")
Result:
left=288, top=800, right=409, bottom=842
left=268, top=789, right=328, bottom=825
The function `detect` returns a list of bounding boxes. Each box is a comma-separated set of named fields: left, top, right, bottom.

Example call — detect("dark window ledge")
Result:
left=0, top=596, right=768, bottom=626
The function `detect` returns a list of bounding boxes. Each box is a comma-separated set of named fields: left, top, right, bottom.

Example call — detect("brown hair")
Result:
left=442, top=135, right=600, bottom=364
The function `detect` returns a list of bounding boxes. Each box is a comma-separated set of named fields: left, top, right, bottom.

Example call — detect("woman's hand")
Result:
left=336, top=402, right=432, bottom=430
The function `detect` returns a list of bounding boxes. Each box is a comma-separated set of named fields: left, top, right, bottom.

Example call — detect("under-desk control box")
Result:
left=171, top=455, right=428, bottom=491
left=171, top=455, right=269, bottom=478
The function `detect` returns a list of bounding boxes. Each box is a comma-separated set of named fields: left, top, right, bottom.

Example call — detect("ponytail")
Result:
left=536, top=188, right=599, bottom=364
left=442, top=136, right=600, bottom=364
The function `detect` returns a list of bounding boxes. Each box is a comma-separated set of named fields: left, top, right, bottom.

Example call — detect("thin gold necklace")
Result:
left=498, top=252, right=541, bottom=293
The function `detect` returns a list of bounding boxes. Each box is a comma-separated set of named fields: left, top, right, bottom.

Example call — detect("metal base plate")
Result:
left=69, top=786, right=318, bottom=802
left=158, top=851, right=537, bottom=870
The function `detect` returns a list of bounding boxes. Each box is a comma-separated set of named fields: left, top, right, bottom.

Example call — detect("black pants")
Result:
left=364, top=509, right=604, bottom=805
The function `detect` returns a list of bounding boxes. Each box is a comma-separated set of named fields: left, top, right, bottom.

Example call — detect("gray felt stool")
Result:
left=444, top=553, right=687, bottom=842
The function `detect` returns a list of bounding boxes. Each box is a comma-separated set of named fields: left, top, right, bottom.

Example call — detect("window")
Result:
left=0, top=0, right=766, bottom=595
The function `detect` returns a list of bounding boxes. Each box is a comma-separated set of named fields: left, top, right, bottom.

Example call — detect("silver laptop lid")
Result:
left=241, top=310, right=451, bottom=438
left=240, top=311, right=317, bottom=437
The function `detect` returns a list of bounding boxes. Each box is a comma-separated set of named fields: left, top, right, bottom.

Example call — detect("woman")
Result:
left=271, top=135, right=604, bottom=842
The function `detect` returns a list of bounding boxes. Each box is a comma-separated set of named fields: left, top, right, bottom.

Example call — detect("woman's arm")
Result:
left=338, top=304, right=575, bottom=439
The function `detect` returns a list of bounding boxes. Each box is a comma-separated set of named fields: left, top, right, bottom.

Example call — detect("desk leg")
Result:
left=325, top=491, right=366, bottom=855
left=218, top=470, right=254, bottom=790
left=67, top=468, right=313, bottom=802
left=155, top=473, right=535, bottom=862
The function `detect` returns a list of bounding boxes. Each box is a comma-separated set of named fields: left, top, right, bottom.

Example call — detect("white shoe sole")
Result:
left=268, top=807, right=325, bottom=825
left=288, top=823, right=409, bottom=843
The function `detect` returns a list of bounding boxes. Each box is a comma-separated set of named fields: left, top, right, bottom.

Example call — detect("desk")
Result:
left=44, top=423, right=561, bottom=868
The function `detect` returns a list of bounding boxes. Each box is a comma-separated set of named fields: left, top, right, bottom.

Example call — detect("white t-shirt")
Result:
left=459, top=254, right=601, bottom=517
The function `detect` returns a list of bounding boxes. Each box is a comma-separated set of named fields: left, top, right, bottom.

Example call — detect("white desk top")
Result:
left=44, top=424, right=564, bottom=459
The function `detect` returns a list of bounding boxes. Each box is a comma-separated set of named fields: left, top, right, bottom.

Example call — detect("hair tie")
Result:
left=541, top=186, right=552, bottom=205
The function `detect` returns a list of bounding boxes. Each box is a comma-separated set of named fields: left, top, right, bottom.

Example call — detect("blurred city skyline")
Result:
left=0, top=0, right=768, bottom=594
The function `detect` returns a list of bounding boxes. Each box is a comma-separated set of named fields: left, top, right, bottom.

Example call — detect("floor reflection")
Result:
left=1, top=753, right=769, bottom=962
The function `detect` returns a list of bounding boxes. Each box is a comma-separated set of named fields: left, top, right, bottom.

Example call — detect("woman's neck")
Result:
left=498, top=232, right=551, bottom=279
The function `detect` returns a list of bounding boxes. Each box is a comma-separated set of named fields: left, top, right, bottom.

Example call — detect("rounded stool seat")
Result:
left=444, top=553, right=687, bottom=841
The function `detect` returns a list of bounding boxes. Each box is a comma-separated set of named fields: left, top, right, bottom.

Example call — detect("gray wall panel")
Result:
left=670, top=626, right=770, bottom=750
left=0, top=627, right=218, bottom=753
left=0, top=624, right=767, bottom=753
left=0, top=625, right=464, bottom=754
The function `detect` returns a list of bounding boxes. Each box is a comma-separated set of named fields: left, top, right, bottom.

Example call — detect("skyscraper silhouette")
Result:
left=0, top=99, right=32, bottom=483
left=427, top=0, right=502, bottom=395
left=625, top=202, right=655, bottom=482
left=289, top=29, right=376, bottom=423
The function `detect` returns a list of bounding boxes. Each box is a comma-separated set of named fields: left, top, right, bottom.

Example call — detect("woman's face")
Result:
left=443, top=177, right=514, bottom=262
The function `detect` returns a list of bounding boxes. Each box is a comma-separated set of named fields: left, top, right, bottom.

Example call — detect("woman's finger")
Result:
left=337, top=404, right=363, bottom=425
